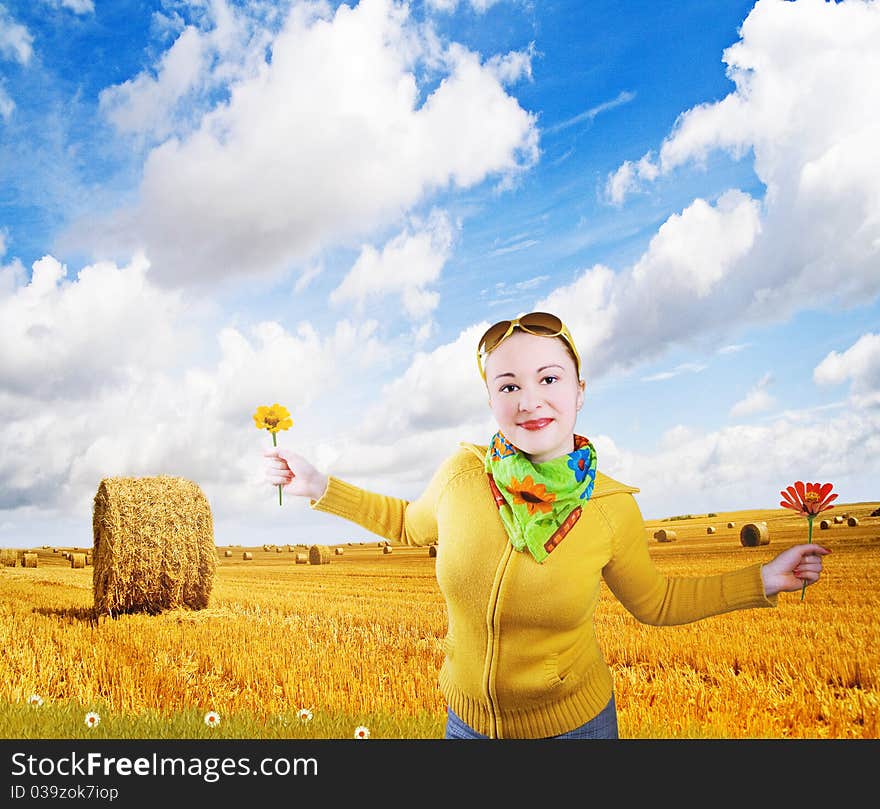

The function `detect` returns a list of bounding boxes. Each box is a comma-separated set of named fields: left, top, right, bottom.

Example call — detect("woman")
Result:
left=263, top=312, right=830, bottom=739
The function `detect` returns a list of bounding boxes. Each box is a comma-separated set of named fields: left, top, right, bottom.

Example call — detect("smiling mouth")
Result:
left=519, top=419, right=554, bottom=431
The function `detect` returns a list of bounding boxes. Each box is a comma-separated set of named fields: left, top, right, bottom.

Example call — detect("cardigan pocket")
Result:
left=544, top=654, right=563, bottom=688
left=546, top=642, right=590, bottom=688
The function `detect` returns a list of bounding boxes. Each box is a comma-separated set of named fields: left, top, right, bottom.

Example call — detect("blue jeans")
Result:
left=444, top=694, right=619, bottom=739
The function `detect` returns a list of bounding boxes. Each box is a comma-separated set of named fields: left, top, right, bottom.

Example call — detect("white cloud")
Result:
left=642, top=362, right=707, bottom=383
left=0, top=83, right=13, bottom=119
left=602, top=0, right=880, bottom=314
left=99, top=25, right=208, bottom=140
left=57, top=0, right=95, bottom=14
left=730, top=371, right=775, bottom=418
left=0, top=254, right=196, bottom=400
left=71, top=0, right=538, bottom=287
left=0, top=6, right=33, bottom=65
left=426, top=0, right=505, bottom=13
left=0, top=250, right=391, bottom=520
left=537, top=190, right=762, bottom=378
left=546, top=90, right=636, bottom=136
left=814, top=332, right=880, bottom=400
left=330, top=209, right=455, bottom=319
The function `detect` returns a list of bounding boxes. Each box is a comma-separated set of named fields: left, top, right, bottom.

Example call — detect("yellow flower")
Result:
left=253, top=403, right=293, bottom=506
left=253, top=403, right=293, bottom=434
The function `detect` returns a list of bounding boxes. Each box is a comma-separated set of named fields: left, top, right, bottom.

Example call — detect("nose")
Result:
left=517, top=387, right=544, bottom=413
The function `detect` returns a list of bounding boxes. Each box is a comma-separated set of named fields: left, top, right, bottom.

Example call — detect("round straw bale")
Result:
left=224, top=550, right=233, bottom=557
left=819, top=519, right=831, bottom=529
left=429, top=544, right=438, bottom=557
left=242, top=551, right=253, bottom=560
left=92, top=476, right=216, bottom=615
left=295, top=552, right=308, bottom=564
left=22, top=552, right=38, bottom=568
left=740, top=522, right=770, bottom=547
left=85, top=553, right=92, bottom=566
left=833, top=515, right=844, bottom=524
left=309, top=544, right=331, bottom=565
left=334, top=547, right=344, bottom=556
left=727, top=521, right=736, bottom=529
left=706, top=526, right=716, bottom=534
left=847, top=516, right=859, bottom=527
left=70, top=553, right=86, bottom=569
left=653, top=529, right=676, bottom=542
left=382, top=545, right=393, bottom=554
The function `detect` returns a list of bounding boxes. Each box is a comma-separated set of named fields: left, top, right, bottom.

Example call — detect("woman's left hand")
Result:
left=760, top=543, right=832, bottom=597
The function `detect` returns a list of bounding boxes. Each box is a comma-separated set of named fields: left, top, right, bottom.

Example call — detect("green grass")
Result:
left=0, top=700, right=445, bottom=740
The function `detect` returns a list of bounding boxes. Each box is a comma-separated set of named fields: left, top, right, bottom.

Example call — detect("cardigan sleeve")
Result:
left=307, top=451, right=461, bottom=547
left=598, top=492, right=777, bottom=625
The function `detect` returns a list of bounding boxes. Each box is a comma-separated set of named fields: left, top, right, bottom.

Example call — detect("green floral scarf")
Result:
left=485, top=431, right=597, bottom=564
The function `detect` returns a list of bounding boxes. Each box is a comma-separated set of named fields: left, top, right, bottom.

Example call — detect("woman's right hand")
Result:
left=263, top=448, right=329, bottom=502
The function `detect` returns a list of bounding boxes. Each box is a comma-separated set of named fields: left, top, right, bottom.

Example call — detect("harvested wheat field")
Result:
left=1, top=502, right=878, bottom=739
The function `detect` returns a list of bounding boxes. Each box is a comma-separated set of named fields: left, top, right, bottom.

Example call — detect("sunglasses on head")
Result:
left=476, top=311, right=582, bottom=382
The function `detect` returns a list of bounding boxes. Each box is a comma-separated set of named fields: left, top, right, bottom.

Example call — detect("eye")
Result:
left=541, top=375, right=558, bottom=385
left=499, top=383, right=519, bottom=393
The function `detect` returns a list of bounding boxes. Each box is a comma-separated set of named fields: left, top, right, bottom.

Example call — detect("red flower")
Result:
left=779, top=481, right=837, bottom=517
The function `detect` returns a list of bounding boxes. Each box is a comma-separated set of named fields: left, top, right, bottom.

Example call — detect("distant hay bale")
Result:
left=382, top=545, right=393, bottom=554
left=429, top=545, right=438, bottom=557
left=833, top=515, right=844, bottom=524
left=242, top=551, right=253, bottom=560
left=224, top=550, right=233, bottom=557
left=653, top=529, right=677, bottom=542
left=727, top=522, right=736, bottom=529
left=295, top=552, right=308, bottom=564
left=334, top=547, right=344, bottom=556
left=52, top=548, right=58, bottom=554
left=0, top=549, right=18, bottom=567
left=309, top=544, right=331, bottom=565
left=22, top=552, right=38, bottom=568
left=819, top=519, right=831, bottom=529
left=847, top=516, right=860, bottom=527
left=70, top=553, right=86, bottom=569
left=85, top=553, right=92, bottom=566
left=92, top=476, right=216, bottom=616
left=288, top=545, right=295, bottom=552
left=276, top=546, right=283, bottom=553
left=707, top=526, right=716, bottom=534
left=740, top=522, right=770, bottom=547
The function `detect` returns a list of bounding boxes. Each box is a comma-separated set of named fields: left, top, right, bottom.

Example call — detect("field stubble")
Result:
left=1, top=503, right=878, bottom=738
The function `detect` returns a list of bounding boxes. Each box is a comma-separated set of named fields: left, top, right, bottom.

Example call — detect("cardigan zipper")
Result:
left=482, top=542, right=514, bottom=739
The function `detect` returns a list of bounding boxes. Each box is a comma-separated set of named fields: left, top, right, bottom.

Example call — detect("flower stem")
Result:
left=801, top=515, right=813, bottom=601
left=272, top=432, right=282, bottom=506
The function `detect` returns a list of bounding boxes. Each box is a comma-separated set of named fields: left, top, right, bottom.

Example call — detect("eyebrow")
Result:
left=493, top=364, right=565, bottom=381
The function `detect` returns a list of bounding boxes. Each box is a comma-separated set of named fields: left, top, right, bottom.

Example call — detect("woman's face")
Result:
left=483, top=330, right=585, bottom=463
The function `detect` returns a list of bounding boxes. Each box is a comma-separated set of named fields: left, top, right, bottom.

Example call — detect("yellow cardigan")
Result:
left=311, top=442, right=777, bottom=738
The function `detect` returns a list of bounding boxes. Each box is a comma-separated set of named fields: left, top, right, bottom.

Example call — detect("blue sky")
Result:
left=1, top=0, right=878, bottom=549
